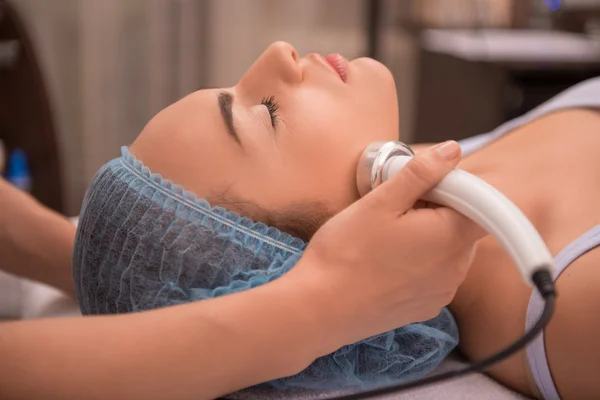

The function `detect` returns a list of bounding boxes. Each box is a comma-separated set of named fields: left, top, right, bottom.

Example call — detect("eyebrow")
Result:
left=217, top=91, right=241, bottom=145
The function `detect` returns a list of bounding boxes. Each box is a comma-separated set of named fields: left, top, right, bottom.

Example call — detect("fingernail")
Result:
left=434, top=141, right=460, bottom=161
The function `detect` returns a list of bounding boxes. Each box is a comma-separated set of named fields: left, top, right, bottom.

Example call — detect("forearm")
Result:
left=0, top=274, right=336, bottom=400
left=0, top=180, right=76, bottom=296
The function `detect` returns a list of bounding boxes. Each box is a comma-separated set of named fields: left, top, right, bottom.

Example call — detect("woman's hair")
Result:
left=72, top=147, right=308, bottom=315
left=211, top=190, right=331, bottom=242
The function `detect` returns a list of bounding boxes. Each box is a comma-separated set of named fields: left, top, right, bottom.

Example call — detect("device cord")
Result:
left=326, top=268, right=557, bottom=400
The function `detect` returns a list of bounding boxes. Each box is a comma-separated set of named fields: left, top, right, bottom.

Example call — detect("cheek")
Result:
left=283, top=101, right=354, bottom=167
left=348, top=58, right=399, bottom=141
left=276, top=119, right=362, bottom=210
left=234, top=122, right=359, bottom=214
left=284, top=101, right=379, bottom=177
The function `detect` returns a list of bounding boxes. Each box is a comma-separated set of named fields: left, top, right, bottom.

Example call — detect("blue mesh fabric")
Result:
left=72, top=147, right=459, bottom=391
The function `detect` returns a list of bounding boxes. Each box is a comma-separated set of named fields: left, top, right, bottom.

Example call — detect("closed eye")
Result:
left=261, top=96, right=279, bottom=127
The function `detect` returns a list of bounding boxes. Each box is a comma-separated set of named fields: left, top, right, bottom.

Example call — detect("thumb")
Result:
left=367, top=140, right=462, bottom=213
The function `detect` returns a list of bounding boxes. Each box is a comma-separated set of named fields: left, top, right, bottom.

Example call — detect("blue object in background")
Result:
left=6, top=148, right=32, bottom=192
left=544, top=0, right=561, bottom=11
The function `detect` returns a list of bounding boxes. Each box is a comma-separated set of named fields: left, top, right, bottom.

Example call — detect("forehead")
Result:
left=130, top=88, right=244, bottom=199
left=149, top=88, right=236, bottom=144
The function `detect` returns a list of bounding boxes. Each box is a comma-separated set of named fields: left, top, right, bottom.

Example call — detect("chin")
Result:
left=350, top=57, right=396, bottom=87
left=352, top=57, right=397, bottom=110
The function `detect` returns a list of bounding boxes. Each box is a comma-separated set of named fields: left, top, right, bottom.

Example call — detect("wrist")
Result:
left=267, top=274, right=340, bottom=361
left=274, top=255, right=354, bottom=357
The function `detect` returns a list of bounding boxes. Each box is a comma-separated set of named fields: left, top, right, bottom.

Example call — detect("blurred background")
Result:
left=1, top=0, right=600, bottom=216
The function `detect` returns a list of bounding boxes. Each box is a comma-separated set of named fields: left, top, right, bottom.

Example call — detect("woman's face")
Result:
left=131, top=42, right=398, bottom=231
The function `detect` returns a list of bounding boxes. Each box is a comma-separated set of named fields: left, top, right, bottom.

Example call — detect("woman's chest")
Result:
left=461, top=109, right=600, bottom=256
left=451, top=109, right=600, bottom=394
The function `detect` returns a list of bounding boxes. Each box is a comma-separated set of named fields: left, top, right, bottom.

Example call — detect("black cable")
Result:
left=326, top=268, right=557, bottom=400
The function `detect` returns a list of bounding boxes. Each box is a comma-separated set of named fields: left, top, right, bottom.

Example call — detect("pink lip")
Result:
left=325, top=53, right=349, bottom=82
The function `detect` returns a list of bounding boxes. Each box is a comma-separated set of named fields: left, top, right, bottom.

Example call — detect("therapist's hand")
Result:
left=288, top=140, right=486, bottom=353
left=0, top=177, right=76, bottom=296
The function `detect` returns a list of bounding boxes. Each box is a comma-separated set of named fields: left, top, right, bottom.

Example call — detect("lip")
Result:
left=313, top=53, right=349, bottom=83
left=325, top=53, right=349, bottom=82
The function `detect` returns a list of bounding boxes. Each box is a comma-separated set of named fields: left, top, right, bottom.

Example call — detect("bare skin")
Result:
left=0, top=178, right=75, bottom=297
left=124, top=40, right=600, bottom=399
left=416, top=108, right=600, bottom=399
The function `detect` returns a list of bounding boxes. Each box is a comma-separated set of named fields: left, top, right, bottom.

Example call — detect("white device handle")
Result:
left=383, top=156, right=555, bottom=286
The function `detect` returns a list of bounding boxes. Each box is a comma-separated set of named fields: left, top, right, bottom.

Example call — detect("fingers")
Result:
left=366, top=141, right=462, bottom=214
left=401, top=207, right=487, bottom=257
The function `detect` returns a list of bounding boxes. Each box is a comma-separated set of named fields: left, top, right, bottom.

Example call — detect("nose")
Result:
left=260, top=41, right=302, bottom=83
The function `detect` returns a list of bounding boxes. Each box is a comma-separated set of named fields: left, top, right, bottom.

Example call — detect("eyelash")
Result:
left=260, top=96, right=279, bottom=127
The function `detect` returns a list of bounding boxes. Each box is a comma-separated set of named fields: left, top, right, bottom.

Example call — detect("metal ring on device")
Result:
left=356, top=141, right=414, bottom=197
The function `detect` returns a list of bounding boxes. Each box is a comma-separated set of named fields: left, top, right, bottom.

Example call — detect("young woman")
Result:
left=74, top=41, right=600, bottom=399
